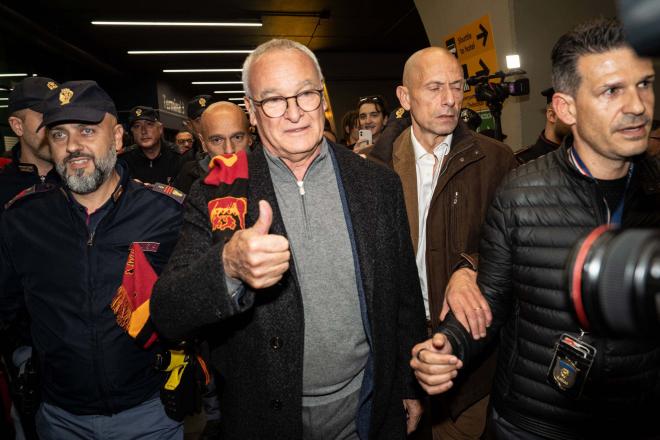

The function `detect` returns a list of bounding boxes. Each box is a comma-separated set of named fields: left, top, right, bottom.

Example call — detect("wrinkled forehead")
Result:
left=416, top=54, right=463, bottom=85
left=203, top=110, right=249, bottom=135
left=577, top=47, right=654, bottom=89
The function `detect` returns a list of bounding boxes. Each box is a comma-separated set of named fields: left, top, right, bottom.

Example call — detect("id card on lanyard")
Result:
left=569, top=147, right=633, bottom=226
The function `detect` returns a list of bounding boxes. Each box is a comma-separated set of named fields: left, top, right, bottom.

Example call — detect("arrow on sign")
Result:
left=477, top=24, right=489, bottom=47
left=475, top=59, right=490, bottom=77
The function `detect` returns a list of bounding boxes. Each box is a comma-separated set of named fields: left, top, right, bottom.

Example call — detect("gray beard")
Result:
left=56, top=145, right=117, bottom=195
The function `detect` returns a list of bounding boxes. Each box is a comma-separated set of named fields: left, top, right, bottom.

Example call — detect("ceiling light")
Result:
left=129, top=50, right=253, bottom=55
left=228, top=97, right=244, bottom=101
left=92, top=21, right=262, bottom=27
left=214, top=90, right=245, bottom=94
left=163, top=68, right=242, bottom=73
left=0, top=105, right=8, bottom=108
left=0, top=98, right=8, bottom=101
left=192, top=81, right=243, bottom=85
left=0, top=73, right=28, bottom=77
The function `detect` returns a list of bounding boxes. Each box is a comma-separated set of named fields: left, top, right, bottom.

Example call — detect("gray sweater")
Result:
left=264, top=141, right=369, bottom=406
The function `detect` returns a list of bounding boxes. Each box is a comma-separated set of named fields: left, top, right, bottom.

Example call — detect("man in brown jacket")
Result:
left=369, top=47, right=516, bottom=439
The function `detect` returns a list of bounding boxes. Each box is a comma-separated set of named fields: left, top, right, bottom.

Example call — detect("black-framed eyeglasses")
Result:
left=250, top=89, right=323, bottom=118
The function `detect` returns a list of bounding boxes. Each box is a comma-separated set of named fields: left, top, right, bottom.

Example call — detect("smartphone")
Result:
left=357, top=129, right=372, bottom=145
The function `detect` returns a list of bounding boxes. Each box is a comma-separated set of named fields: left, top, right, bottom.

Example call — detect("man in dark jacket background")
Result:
left=151, top=38, right=426, bottom=439
left=413, top=18, right=660, bottom=440
left=0, top=81, right=184, bottom=439
left=120, top=106, right=183, bottom=184
left=515, top=87, right=571, bottom=164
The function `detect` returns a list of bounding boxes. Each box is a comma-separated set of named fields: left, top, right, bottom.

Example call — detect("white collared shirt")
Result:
left=411, top=128, right=452, bottom=319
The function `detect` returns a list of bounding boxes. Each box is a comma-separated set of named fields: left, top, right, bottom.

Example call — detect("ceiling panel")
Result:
left=0, top=0, right=428, bottom=99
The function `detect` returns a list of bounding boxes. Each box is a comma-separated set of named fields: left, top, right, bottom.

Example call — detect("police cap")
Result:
left=187, top=95, right=213, bottom=119
left=541, top=87, right=555, bottom=104
left=128, top=106, right=159, bottom=125
left=8, top=77, right=59, bottom=114
left=39, top=80, right=117, bottom=130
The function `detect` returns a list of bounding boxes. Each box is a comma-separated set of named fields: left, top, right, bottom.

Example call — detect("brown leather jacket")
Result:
left=370, top=120, right=517, bottom=417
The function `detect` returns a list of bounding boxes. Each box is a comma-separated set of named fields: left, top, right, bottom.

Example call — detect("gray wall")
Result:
left=512, top=0, right=617, bottom=148
left=414, top=0, right=523, bottom=148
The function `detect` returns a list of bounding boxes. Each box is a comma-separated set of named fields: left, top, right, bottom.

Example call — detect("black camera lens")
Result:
left=567, top=228, right=660, bottom=335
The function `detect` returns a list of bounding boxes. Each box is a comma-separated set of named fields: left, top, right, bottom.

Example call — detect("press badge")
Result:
left=546, top=333, right=596, bottom=399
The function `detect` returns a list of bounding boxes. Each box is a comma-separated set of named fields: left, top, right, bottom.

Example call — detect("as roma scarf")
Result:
left=204, top=150, right=250, bottom=244
left=111, top=242, right=159, bottom=349
left=111, top=151, right=249, bottom=347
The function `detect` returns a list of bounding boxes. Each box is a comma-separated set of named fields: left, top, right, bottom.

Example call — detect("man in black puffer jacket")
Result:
left=412, top=18, right=660, bottom=440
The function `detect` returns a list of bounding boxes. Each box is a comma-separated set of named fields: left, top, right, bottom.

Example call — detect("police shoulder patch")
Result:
left=4, top=183, right=57, bottom=210
left=149, top=183, right=186, bottom=204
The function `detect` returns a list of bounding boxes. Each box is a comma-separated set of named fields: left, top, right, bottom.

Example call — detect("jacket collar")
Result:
left=392, top=129, right=419, bottom=251
left=558, top=135, right=658, bottom=194
left=60, top=161, right=130, bottom=206
left=390, top=121, right=485, bottom=251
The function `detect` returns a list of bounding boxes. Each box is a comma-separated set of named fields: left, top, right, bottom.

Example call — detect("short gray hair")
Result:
left=242, top=39, right=324, bottom=97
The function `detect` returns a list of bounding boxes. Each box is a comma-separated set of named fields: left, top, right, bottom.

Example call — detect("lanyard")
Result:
left=569, top=147, right=633, bottom=226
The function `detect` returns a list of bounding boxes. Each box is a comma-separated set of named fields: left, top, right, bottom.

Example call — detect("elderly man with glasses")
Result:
left=150, top=38, right=427, bottom=440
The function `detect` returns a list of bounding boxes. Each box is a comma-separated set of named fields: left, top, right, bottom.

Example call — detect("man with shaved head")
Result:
left=173, top=101, right=253, bottom=192
left=370, top=46, right=516, bottom=439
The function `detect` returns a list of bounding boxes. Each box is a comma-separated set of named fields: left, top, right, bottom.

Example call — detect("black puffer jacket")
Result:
left=442, top=144, right=660, bottom=440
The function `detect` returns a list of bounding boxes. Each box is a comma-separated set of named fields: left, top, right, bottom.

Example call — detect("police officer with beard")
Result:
left=0, top=81, right=184, bottom=439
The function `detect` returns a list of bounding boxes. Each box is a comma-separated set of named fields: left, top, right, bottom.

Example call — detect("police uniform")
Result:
left=119, top=106, right=183, bottom=184
left=0, top=77, right=60, bottom=214
left=515, top=130, right=561, bottom=164
left=0, top=81, right=184, bottom=439
left=180, top=94, right=214, bottom=163
left=0, top=144, right=59, bottom=214
left=515, top=87, right=562, bottom=164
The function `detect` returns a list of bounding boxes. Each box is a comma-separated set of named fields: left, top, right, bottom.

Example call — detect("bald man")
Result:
left=369, top=47, right=516, bottom=439
left=172, top=102, right=253, bottom=192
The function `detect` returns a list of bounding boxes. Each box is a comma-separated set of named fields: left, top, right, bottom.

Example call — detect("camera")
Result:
left=468, top=74, right=530, bottom=102
left=466, top=70, right=530, bottom=141
left=566, top=226, right=660, bottom=336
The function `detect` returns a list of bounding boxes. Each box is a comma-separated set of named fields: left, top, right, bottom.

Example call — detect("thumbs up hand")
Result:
left=222, top=200, right=291, bottom=289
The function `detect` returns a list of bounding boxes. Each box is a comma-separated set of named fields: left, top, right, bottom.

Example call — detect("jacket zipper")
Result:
left=296, top=180, right=311, bottom=237
left=83, top=217, right=113, bottom=413
left=279, top=158, right=314, bottom=237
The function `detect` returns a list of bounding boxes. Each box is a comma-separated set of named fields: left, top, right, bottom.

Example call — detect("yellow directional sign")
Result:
left=444, top=15, right=500, bottom=113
